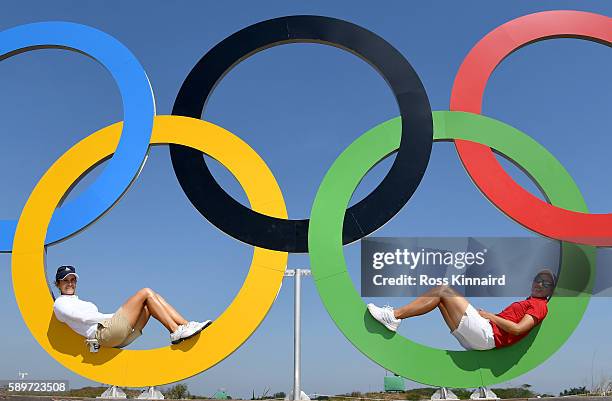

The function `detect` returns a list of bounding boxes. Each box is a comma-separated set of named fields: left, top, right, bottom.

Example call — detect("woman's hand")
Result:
left=481, top=309, right=536, bottom=336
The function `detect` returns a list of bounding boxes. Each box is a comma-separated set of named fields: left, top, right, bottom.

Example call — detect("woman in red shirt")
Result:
left=367, top=269, right=555, bottom=350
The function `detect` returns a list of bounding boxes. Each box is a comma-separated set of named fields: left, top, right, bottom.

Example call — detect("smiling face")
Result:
left=531, top=272, right=554, bottom=299
left=56, top=274, right=77, bottom=295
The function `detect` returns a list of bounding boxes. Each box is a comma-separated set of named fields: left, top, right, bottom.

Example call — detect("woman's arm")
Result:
left=478, top=310, right=536, bottom=336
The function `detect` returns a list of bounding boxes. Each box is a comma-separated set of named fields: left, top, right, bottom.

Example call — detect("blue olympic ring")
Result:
left=0, top=21, right=155, bottom=251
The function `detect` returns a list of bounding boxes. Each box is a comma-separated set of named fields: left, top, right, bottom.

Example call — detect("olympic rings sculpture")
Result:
left=5, top=9, right=610, bottom=388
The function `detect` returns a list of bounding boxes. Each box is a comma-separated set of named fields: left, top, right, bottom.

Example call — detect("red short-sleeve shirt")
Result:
left=490, top=297, right=548, bottom=348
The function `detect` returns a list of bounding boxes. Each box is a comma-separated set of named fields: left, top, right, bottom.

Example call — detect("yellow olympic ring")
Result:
left=12, top=115, right=288, bottom=386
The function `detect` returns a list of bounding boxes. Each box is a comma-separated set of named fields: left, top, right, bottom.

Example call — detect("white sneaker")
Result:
left=170, top=324, right=199, bottom=345
left=367, top=303, right=401, bottom=332
left=187, top=320, right=213, bottom=332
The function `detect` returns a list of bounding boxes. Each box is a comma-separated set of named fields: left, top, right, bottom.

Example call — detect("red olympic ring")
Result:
left=450, top=10, right=612, bottom=246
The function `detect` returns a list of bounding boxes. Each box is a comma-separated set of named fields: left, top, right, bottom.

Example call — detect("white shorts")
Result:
left=451, top=304, right=495, bottom=350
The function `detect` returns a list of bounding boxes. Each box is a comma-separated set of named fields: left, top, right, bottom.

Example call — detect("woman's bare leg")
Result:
left=393, top=285, right=469, bottom=331
left=132, top=305, right=151, bottom=333
left=438, top=302, right=461, bottom=332
left=154, top=293, right=188, bottom=326
left=120, top=288, right=179, bottom=333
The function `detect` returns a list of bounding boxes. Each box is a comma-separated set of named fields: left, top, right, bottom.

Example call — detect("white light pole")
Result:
left=284, top=268, right=311, bottom=401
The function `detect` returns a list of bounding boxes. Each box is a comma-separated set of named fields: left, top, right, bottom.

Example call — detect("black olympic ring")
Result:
left=170, top=15, right=433, bottom=252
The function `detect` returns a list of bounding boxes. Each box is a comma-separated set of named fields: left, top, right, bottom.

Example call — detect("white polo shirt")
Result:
left=53, top=295, right=114, bottom=339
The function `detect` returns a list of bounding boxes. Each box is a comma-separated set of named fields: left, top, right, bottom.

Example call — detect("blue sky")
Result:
left=0, top=0, right=611, bottom=397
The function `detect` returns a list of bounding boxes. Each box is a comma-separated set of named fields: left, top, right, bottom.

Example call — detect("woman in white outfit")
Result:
left=53, top=265, right=211, bottom=348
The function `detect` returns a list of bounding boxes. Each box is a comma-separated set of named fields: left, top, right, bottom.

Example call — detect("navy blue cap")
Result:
left=56, top=265, right=79, bottom=281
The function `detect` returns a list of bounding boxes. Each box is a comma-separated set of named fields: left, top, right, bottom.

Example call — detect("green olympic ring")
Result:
left=309, top=111, right=595, bottom=388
